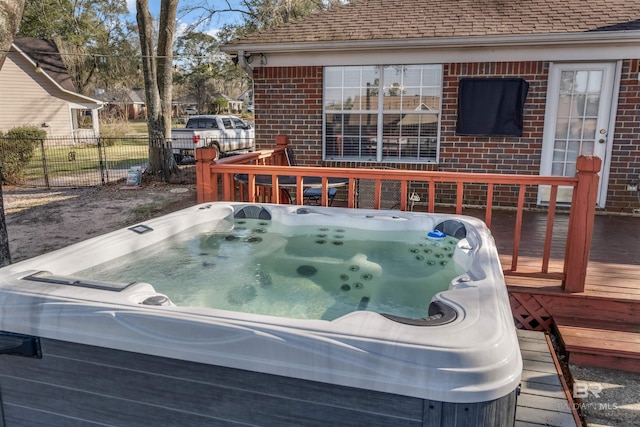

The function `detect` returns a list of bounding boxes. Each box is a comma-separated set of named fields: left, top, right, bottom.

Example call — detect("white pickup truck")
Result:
left=171, top=115, right=255, bottom=163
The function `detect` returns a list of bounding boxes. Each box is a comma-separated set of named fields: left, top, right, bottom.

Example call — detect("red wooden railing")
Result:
left=196, top=136, right=601, bottom=293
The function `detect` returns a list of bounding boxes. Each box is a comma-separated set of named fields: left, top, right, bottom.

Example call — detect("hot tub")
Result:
left=0, top=203, right=521, bottom=426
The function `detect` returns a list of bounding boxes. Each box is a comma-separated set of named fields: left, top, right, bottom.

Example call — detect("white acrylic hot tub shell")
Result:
left=0, top=203, right=521, bottom=404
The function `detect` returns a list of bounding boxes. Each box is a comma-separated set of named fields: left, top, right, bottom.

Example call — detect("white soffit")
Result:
left=227, top=32, right=640, bottom=67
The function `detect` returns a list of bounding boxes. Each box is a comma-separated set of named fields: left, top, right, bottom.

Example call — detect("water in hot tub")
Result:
left=78, top=218, right=466, bottom=321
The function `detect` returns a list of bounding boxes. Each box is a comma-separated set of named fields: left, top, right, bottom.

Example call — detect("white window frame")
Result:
left=322, top=64, right=442, bottom=163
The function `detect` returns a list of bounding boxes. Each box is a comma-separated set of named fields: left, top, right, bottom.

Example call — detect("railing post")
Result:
left=275, top=135, right=289, bottom=147
left=275, top=135, right=290, bottom=166
left=563, top=155, right=602, bottom=293
left=195, top=147, right=219, bottom=203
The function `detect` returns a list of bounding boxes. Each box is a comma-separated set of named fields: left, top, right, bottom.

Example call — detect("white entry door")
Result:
left=539, top=62, right=618, bottom=207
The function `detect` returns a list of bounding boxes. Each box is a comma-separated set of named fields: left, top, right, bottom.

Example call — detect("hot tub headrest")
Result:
left=434, top=220, right=467, bottom=239
left=381, top=301, right=457, bottom=326
left=235, top=205, right=272, bottom=220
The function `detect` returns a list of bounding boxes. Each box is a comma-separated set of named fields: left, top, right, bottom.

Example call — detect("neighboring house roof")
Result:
left=173, top=94, right=198, bottom=105
left=9, top=37, right=103, bottom=107
left=342, top=96, right=439, bottom=125
left=96, top=88, right=146, bottom=104
left=212, top=93, right=242, bottom=103
left=12, top=37, right=76, bottom=92
left=224, top=0, right=640, bottom=52
left=345, top=95, right=440, bottom=111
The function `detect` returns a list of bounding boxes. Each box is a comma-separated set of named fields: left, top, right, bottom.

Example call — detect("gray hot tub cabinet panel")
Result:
left=0, top=338, right=517, bottom=427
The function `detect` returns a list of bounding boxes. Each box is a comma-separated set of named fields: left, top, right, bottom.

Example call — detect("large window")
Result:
left=323, top=64, right=442, bottom=163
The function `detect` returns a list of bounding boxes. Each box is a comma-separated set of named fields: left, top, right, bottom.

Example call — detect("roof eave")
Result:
left=222, top=30, right=640, bottom=54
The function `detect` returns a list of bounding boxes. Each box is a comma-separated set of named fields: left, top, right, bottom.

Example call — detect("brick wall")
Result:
left=606, top=59, right=640, bottom=213
left=438, top=62, right=549, bottom=207
left=252, top=59, right=640, bottom=212
left=253, top=67, right=324, bottom=164
left=440, top=62, right=548, bottom=174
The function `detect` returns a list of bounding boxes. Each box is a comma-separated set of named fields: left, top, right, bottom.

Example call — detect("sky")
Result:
left=126, top=0, right=245, bottom=37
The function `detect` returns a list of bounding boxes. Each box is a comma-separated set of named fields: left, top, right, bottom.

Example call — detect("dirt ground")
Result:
left=2, top=179, right=197, bottom=262
left=569, top=363, right=640, bottom=427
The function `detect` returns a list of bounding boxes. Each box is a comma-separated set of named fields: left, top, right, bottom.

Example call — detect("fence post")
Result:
left=39, top=138, right=50, bottom=189
left=563, top=155, right=601, bottom=293
left=97, top=137, right=107, bottom=185
left=196, top=147, right=219, bottom=203
left=0, top=167, right=11, bottom=267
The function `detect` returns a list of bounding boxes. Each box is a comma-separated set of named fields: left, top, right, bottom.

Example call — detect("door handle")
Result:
left=598, top=129, right=607, bottom=144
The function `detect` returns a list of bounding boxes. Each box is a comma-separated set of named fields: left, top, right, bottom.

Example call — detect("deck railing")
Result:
left=196, top=135, right=601, bottom=293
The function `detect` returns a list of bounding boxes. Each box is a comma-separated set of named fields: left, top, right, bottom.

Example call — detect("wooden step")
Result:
left=554, top=315, right=640, bottom=333
left=555, top=321, right=640, bottom=373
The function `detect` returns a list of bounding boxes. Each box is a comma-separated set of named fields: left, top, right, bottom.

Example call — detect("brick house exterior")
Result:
left=224, top=0, right=640, bottom=213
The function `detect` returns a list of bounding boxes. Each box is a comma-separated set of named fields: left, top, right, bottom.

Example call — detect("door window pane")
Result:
left=550, top=69, right=604, bottom=177
left=585, top=95, right=600, bottom=116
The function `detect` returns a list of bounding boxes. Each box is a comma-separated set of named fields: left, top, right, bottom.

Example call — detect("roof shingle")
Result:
left=12, top=37, right=76, bottom=92
left=227, top=0, right=640, bottom=47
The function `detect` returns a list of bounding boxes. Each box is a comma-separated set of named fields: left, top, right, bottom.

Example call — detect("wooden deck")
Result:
left=516, top=329, right=581, bottom=427
left=490, top=210, right=640, bottom=372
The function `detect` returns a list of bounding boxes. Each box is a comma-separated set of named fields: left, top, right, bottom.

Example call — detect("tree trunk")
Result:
left=136, top=0, right=179, bottom=178
left=0, top=0, right=24, bottom=69
left=0, top=0, right=25, bottom=265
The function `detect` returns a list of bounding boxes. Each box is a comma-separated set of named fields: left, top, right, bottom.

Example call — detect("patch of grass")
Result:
left=129, top=202, right=164, bottom=222
left=127, top=120, right=149, bottom=135
left=22, top=142, right=149, bottom=180
left=130, top=203, right=162, bottom=215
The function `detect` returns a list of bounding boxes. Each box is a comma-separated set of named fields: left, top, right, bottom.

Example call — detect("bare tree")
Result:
left=0, top=0, right=24, bottom=266
left=136, top=0, right=179, bottom=177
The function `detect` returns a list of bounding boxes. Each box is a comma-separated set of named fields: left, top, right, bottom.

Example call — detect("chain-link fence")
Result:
left=0, top=136, right=156, bottom=188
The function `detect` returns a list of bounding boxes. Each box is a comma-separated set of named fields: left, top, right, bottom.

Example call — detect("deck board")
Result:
left=516, top=329, right=580, bottom=427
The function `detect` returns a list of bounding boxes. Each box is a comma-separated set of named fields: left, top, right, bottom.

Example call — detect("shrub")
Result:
left=0, top=126, right=45, bottom=183
left=99, top=119, right=132, bottom=146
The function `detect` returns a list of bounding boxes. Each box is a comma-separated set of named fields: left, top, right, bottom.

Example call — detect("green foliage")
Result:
left=236, top=0, right=346, bottom=32
left=211, top=98, right=229, bottom=114
left=19, top=0, right=141, bottom=95
left=173, top=32, right=224, bottom=112
left=0, top=126, right=46, bottom=183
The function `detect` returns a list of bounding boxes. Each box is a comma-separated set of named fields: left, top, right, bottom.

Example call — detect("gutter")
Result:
left=221, top=30, right=640, bottom=55
left=235, top=49, right=253, bottom=74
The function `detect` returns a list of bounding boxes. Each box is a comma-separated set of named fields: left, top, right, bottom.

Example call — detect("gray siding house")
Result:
left=0, top=38, right=103, bottom=140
